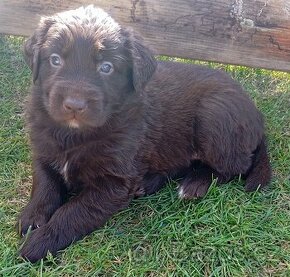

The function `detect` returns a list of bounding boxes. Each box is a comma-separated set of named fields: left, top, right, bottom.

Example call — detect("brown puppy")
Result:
left=18, top=6, right=271, bottom=262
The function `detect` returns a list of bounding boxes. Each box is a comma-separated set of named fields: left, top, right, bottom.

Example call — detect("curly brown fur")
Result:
left=18, top=5, right=271, bottom=262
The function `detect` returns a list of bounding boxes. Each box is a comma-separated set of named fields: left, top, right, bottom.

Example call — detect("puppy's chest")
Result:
left=51, top=156, right=81, bottom=190
left=51, top=149, right=95, bottom=189
left=50, top=145, right=132, bottom=189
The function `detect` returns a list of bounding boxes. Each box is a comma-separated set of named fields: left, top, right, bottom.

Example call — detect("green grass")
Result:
left=0, top=35, right=290, bottom=276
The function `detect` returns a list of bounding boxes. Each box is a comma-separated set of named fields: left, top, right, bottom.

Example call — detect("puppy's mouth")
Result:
left=63, top=114, right=98, bottom=130
left=67, top=118, right=81, bottom=129
left=65, top=112, right=93, bottom=129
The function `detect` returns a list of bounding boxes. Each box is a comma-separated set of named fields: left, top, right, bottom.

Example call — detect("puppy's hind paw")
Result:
left=178, top=178, right=210, bottom=200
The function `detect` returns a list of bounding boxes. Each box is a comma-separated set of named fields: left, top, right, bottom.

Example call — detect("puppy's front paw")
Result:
left=17, top=204, right=50, bottom=236
left=20, top=227, right=58, bottom=263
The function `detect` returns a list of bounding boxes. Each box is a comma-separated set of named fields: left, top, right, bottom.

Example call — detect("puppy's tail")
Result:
left=245, top=136, right=272, bottom=192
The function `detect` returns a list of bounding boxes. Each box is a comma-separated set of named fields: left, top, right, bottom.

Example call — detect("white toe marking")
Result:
left=178, top=186, right=185, bottom=199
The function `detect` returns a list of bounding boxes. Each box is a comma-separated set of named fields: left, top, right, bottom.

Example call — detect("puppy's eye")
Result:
left=99, top=62, right=113, bottom=74
left=50, top=54, right=62, bottom=67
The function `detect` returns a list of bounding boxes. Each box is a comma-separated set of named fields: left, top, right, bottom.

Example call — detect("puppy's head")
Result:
left=24, top=5, right=156, bottom=129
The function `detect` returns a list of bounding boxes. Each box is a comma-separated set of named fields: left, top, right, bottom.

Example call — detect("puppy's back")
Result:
left=143, top=61, right=264, bottom=173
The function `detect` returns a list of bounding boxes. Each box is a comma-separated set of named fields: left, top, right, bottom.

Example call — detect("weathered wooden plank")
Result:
left=0, top=0, right=290, bottom=71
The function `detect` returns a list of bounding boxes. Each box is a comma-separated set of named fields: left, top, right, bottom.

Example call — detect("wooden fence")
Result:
left=0, top=0, right=289, bottom=71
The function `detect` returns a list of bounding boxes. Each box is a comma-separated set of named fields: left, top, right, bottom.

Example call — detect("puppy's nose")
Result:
left=63, top=97, right=87, bottom=113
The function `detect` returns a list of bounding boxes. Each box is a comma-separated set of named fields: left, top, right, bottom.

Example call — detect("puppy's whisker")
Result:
left=112, top=55, right=129, bottom=62
left=102, top=46, right=119, bottom=51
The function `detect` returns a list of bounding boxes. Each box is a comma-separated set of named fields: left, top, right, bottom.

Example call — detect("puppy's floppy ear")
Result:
left=23, top=17, right=56, bottom=83
left=124, top=30, right=157, bottom=91
left=24, top=35, right=40, bottom=83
